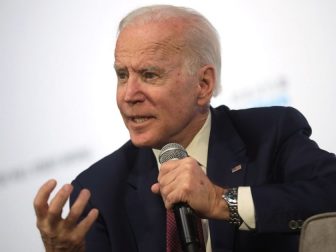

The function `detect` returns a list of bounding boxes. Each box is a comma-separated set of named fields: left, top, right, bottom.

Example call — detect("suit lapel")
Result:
left=207, top=106, right=247, bottom=187
left=125, top=148, right=166, bottom=252
left=207, top=106, right=248, bottom=251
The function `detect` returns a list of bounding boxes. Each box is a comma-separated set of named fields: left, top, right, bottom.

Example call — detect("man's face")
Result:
left=114, top=21, right=209, bottom=149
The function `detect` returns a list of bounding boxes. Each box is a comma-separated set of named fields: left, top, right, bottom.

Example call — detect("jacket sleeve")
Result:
left=251, top=107, right=336, bottom=233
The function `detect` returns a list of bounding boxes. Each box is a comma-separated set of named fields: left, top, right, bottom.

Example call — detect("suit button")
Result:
left=289, top=220, right=298, bottom=230
left=297, top=219, right=303, bottom=229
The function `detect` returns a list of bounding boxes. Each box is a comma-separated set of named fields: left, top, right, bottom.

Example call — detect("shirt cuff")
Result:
left=238, top=186, right=256, bottom=230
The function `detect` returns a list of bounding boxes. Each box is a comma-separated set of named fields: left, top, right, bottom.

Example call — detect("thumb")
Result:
left=151, top=183, right=160, bottom=194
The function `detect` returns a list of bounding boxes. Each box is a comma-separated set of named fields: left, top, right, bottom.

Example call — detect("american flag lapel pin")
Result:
left=231, top=164, right=242, bottom=173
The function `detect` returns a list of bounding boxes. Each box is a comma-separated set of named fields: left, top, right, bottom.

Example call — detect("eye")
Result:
left=142, top=71, right=158, bottom=80
left=116, top=70, right=129, bottom=81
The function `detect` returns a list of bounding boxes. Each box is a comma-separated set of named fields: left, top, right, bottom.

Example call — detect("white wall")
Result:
left=1, top=0, right=335, bottom=251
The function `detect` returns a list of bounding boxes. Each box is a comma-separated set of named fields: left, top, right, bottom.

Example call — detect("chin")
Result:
left=130, top=135, right=165, bottom=149
left=130, top=137, right=155, bottom=148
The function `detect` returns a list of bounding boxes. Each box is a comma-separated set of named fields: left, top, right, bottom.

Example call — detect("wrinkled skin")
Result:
left=33, top=180, right=98, bottom=252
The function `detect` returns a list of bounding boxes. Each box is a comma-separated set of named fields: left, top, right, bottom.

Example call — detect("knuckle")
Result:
left=68, top=233, right=83, bottom=245
left=33, top=200, right=42, bottom=210
left=166, top=194, right=174, bottom=205
left=181, top=183, right=192, bottom=194
left=185, top=157, right=196, bottom=165
left=69, top=207, right=82, bottom=218
left=48, top=207, right=60, bottom=216
left=184, top=162, right=194, bottom=172
left=37, top=222, right=86, bottom=250
left=40, top=228, right=58, bottom=245
left=36, top=220, right=45, bottom=230
left=160, top=186, right=168, bottom=196
left=160, top=163, right=169, bottom=172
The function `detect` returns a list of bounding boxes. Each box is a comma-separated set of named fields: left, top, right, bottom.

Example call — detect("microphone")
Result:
left=159, top=143, right=203, bottom=252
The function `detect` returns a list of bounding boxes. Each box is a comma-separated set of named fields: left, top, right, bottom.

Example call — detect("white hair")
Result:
left=117, top=5, right=222, bottom=96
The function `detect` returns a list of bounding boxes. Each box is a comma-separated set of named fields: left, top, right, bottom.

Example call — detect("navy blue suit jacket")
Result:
left=71, top=105, right=336, bottom=252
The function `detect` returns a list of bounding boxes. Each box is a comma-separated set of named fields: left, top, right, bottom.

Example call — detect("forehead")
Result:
left=114, top=21, right=186, bottom=67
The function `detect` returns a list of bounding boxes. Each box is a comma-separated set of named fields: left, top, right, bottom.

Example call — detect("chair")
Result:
left=299, top=212, right=336, bottom=252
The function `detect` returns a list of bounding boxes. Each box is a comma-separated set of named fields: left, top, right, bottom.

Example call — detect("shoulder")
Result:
left=214, top=105, right=310, bottom=128
left=214, top=105, right=308, bottom=125
left=212, top=105, right=312, bottom=143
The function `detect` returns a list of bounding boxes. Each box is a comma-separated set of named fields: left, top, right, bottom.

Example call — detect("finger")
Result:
left=158, top=160, right=179, bottom=176
left=47, top=184, right=73, bottom=225
left=163, top=174, right=195, bottom=207
left=151, top=183, right=160, bottom=194
left=66, top=189, right=91, bottom=226
left=33, top=179, right=57, bottom=219
left=75, top=208, right=99, bottom=238
left=158, top=158, right=195, bottom=183
left=163, top=189, right=179, bottom=210
left=158, top=164, right=180, bottom=187
left=159, top=165, right=191, bottom=194
left=159, top=180, right=181, bottom=210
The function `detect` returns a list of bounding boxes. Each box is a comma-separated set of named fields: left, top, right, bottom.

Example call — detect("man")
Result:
left=34, top=5, right=336, bottom=252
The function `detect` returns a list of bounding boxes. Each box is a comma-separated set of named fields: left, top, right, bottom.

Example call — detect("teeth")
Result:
left=133, top=117, right=149, bottom=123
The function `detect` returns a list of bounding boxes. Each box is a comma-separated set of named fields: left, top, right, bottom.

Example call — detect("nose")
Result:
left=122, top=76, right=145, bottom=104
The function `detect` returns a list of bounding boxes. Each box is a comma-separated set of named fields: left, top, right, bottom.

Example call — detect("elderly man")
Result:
left=34, top=5, right=336, bottom=252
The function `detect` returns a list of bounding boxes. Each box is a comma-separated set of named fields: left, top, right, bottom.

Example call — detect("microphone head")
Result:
left=159, top=143, right=188, bottom=164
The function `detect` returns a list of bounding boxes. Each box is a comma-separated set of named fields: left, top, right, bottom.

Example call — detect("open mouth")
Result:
left=131, top=116, right=153, bottom=123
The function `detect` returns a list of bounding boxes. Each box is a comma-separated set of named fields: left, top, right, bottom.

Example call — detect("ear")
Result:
left=197, top=65, right=216, bottom=106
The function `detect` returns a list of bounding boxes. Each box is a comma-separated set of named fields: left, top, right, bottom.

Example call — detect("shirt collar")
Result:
left=153, top=112, right=211, bottom=171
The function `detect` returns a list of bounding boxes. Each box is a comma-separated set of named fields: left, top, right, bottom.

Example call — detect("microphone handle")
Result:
left=173, top=203, right=202, bottom=252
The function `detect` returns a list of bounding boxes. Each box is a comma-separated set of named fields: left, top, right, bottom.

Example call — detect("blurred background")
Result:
left=1, top=0, right=335, bottom=250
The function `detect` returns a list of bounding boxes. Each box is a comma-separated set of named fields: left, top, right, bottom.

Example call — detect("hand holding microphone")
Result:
left=151, top=143, right=226, bottom=218
left=151, top=143, right=228, bottom=252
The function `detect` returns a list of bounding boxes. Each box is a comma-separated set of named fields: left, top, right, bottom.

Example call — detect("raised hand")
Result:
left=33, top=179, right=98, bottom=252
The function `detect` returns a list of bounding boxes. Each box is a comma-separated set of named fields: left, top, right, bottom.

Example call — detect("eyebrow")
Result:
left=114, top=64, right=164, bottom=74
left=138, top=66, right=163, bottom=73
left=113, top=63, right=125, bottom=71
